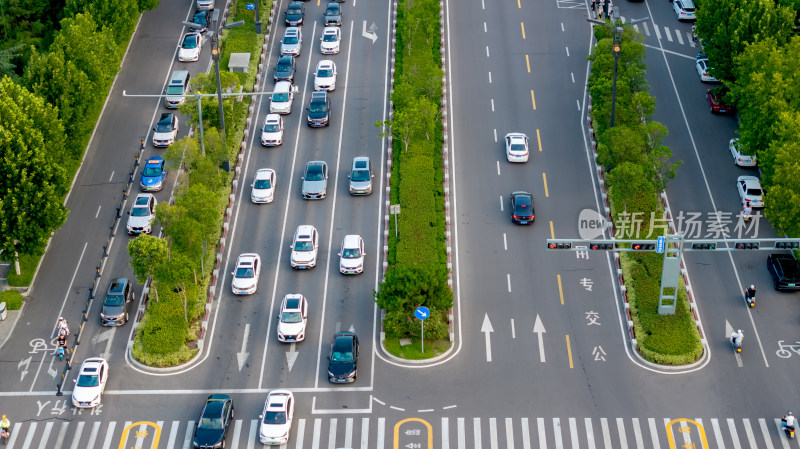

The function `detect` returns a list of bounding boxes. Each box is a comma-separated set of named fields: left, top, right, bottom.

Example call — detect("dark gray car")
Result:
left=100, top=278, right=134, bottom=326
left=324, top=3, right=342, bottom=26
left=284, top=1, right=304, bottom=25
left=274, top=55, right=296, bottom=82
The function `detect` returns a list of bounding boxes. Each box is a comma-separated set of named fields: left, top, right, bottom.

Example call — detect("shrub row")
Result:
left=588, top=24, right=702, bottom=364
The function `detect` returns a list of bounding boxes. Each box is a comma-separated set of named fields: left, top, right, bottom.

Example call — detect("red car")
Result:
left=706, top=89, right=735, bottom=115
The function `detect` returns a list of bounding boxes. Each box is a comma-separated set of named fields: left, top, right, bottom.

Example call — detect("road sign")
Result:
left=390, top=204, right=401, bottom=215
left=414, top=306, right=429, bottom=320
left=245, top=3, right=255, bottom=10
left=656, top=236, right=665, bottom=253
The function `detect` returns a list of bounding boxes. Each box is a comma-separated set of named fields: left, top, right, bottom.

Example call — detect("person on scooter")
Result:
left=1, top=414, right=10, bottom=433
left=56, top=333, right=67, bottom=350
left=746, top=285, right=756, bottom=300
left=743, top=201, right=753, bottom=221
left=783, top=411, right=796, bottom=428
left=730, top=329, right=743, bottom=347
left=57, top=317, right=69, bottom=336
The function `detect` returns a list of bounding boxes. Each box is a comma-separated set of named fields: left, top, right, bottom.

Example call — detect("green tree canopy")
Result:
left=127, top=234, right=168, bottom=284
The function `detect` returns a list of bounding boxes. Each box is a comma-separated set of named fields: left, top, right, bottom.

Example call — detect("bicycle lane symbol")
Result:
left=775, top=340, right=800, bottom=359
left=19, top=338, right=51, bottom=382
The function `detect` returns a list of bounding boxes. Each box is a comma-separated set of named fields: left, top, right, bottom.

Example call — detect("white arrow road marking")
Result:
left=93, top=328, right=115, bottom=360
left=47, top=357, right=57, bottom=379
left=286, top=343, right=299, bottom=371
left=481, top=314, right=494, bottom=362
left=237, top=323, right=250, bottom=371
left=362, top=20, right=377, bottom=43
left=725, top=319, right=743, bottom=367
left=18, top=357, right=31, bottom=381
left=533, top=314, right=546, bottom=363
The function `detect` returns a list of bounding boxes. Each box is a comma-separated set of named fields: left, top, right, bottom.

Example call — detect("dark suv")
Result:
left=767, top=254, right=800, bottom=291
left=327, top=331, right=359, bottom=383
left=307, top=91, right=330, bottom=127
left=100, top=278, right=134, bottom=326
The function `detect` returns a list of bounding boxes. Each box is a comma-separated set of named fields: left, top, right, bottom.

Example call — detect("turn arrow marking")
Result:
left=481, top=314, right=494, bottom=362
left=362, top=20, right=377, bottom=43
left=237, top=323, right=250, bottom=371
left=533, top=314, right=546, bottom=363
left=18, top=356, right=31, bottom=382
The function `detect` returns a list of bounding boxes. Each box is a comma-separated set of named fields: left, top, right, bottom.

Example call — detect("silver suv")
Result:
left=301, top=161, right=328, bottom=199
left=348, top=156, right=373, bottom=195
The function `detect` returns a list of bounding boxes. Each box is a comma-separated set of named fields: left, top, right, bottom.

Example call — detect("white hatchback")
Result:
left=339, top=234, right=365, bottom=275
left=261, top=114, right=284, bottom=146
left=270, top=81, right=297, bottom=114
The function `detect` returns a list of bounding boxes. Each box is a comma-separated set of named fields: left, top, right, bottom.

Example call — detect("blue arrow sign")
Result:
left=656, top=236, right=665, bottom=254
left=245, top=3, right=255, bottom=10
left=414, top=306, right=430, bottom=320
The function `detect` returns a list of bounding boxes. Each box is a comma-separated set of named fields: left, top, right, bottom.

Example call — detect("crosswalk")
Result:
left=4, top=415, right=800, bottom=448
left=618, top=16, right=698, bottom=48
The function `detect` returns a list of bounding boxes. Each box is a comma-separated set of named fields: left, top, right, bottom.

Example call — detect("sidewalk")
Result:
left=0, top=260, right=22, bottom=351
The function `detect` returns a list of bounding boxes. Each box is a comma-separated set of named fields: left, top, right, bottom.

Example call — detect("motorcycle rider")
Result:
left=56, top=333, right=67, bottom=349
left=730, top=329, right=744, bottom=347
left=743, top=201, right=753, bottom=222
left=745, top=285, right=756, bottom=300
left=0, top=414, right=10, bottom=434
left=57, top=317, right=69, bottom=336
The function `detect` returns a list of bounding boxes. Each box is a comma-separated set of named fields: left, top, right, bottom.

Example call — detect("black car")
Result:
left=284, top=1, right=304, bottom=26
left=306, top=91, right=330, bottom=127
left=190, top=11, right=209, bottom=33
left=767, top=254, right=800, bottom=291
left=192, top=394, right=234, bottom=448
left=509, top=191, right=535, bottom=224
left=324, top=3, right=342, bottom=26
left=327, top=331, right=359, bottom=383
left=274, top=55, right=296, bottom=83
left=100, top=278, right=134, bottom=326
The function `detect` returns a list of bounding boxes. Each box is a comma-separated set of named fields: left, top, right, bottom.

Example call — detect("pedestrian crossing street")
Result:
left=5, top=415, right=800, bottom=448
left=618, top=16, right=699, bottom=48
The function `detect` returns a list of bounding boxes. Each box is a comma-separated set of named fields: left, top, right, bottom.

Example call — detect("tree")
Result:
left=375, top=264, right=453, bottom=312
left=156, top=254, right=195, bottom=322
left=0, top=76, right=69, bottom=256
left=762, top=110, right=800, bottom=236
left=608, top=161, right=658, bottom=217
left=64, top=0, right=140, bottom=44
left=127, top=234, right=168, bottom=300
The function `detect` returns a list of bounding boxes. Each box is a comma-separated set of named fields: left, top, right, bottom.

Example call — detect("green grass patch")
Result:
left=0, top=290, right=24, bottom=310
left=383, top=337, right=450, bottom=360
left=3, top=253, right=40, bottom=287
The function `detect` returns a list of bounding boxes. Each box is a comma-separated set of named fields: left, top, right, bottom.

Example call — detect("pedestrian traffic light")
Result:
left=590, top=242, right=615, bottom=250
left=776, top=241, right=800, bottom=250
left=631, top=242, right=656, bottom=250
left=547, top=242, right=572, bottom=250
left=735, top=242, right=759, bottom=250
left=692, top=242, right=716, bottom=250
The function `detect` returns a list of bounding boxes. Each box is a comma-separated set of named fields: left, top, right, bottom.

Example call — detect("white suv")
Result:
left=339, top=235, right=365, bottom=274
left=290, top=225, right=319, bottom=269
left=277, top=294, right=308, bottom=342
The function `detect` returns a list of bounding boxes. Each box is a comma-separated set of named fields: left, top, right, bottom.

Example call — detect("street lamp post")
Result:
left=587, top=16, right=649, bottom=128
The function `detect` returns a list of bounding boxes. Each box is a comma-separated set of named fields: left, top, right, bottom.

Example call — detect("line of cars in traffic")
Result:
left=503, top=132, right=537, bottom=225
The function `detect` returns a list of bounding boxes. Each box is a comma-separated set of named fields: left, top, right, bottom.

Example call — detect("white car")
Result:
left=290, top=225, right=319, bottom=269
left=737, top=176, right=765, bottom=208
left=72, top=357, right=109, bottom=408
left=281, top=27, right=302, bottom=56
left=339, top=234, right=365, bottom=275
left=504, top=132, right=529, bottom=162
left=673, top=0, right=696, bottom=21
left=277, top=294, right=308, bottom=342
left=270, top=81, right=296, bottom=115
left=127, top=193, right=157, bottom=235
left=320, top=26, right=341, bottom=54
left=728, top=138, right=757, bottom=167
left=696, top=58, right=718, bottom=83
left=259, top=390, right=295, bottom=445
left=231, top=253, right=261, bottom=295
left=251, top=168, right=276, bottom=204
left=178, top=33, right=202, bottom=62
left=196, top=0, right=214, bottom=10
left=261, top=114, right=284, bottom=146
left=314, top=60, right=337, bottom=91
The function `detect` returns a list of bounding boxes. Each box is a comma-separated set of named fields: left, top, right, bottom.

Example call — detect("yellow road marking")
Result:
left=549, top=221, right=554, bottom=239
left=394, top=418, right=434, bottom=449
left=566, top=335, right=574, bottom=368
left=530, top=90, right=536, bottom=110
left=118, top=421, right=161, bottom=449
left=542, top=172, right=549, bottom=197
left=665, top=418, right=710, bottom=449
left=537, top=129, right=542, bottom=151
left=518, top=0, right=521, bottom=7
left=526, top=54, right=531, bottom=73
left=557, top=274, right=564, bottom=305
left=521, top=22, right=526, bottom=39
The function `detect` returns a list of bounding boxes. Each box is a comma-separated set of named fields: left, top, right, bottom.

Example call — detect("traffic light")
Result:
left=631, top=242, right=656, bottom=250
left=547, top=242, right=572, bottom=250
left=590, top=242, right=615, bottom=250
left=776, top=241, right=800, bottom=250
left=692, top=242, right=716, bottom=250
left=735, top=242, right=759, bottom=250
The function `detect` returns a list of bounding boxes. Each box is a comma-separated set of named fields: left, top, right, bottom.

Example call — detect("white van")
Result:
left=270, top=81, right=298, bottom=114
left=164, top=70, right=190, bottom=108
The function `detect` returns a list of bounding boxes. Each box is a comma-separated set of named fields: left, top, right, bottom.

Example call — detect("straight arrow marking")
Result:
left=237, top=323, right=250, bottom=372
left=286, top=342, right=299, bottom=371
left=481, top=314, right=494, bottom=362
left=533, top=314, right=546, bottom=363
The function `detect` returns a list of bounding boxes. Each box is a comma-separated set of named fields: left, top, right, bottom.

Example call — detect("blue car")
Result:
left=140, top=157, right=166, bottom=192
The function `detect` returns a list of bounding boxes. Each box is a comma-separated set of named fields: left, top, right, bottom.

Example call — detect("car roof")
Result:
left=237, top=253, right=259, bottom=264
left=311, top=91, right=327, bottom=100
left=284, top=27, right=299, bottom=35
left=323, top=27, right=339, bottom=34
left=327, top=3, right=340, bottom=10
left=738, top=176, right=761, bottom=186
left=265, top=114, right=281, bottom=123
left=266, top=390, right=292, bottom=409
left=274, top=81, right=292, bottom=91
left=296, top=224, right=316, bottom=236
left=333, top=332, right=356, bottom=347
left=511, top=190, right=532, bottom=197
left=506, top=133, right=526, bottom=140
left=343, top=234, right=362, bottom=248
left=81, top=357, right=107, bottom=370
left=145, top=157, right=164, bottom=166
left=134, top=193, right=153, bottom=204
left=283, top=294, right=303, bottom=310
left=317, top=60, right=334, bottom=69
left=255, top=168, right=274, bottom=178
left=159, top=113, right=173, bottom=121
left=108, top=278, right=129, bottom=293
left=353, top=156, right=369, bottom=168
left=307, top=160, right=326, bottom=168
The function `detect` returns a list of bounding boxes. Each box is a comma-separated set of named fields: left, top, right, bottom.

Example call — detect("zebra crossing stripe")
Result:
left=744, top=418, right=758, bottom=449
left=772, top=418, right=791, bottom=449
left=711, top=418, right=726, bottom=449
left=68, top=421, right=84, bottom=449
left=554, top=417, right=564, bottom=449
left=653, top=24, right=662, bottom=40
left=600, top=418, right=611, bottom=449
left=295, top=418, right=306, bottom=449
left=676, top=31, right=684, bottom=45
left=53, top=422, right=68, bottom=449
left=728, top=418, right=743, bottom=449
left=458, top=417, right=466, bottom=449
left=245, top=419, right=257, bottom=449
left=505, top=417, right=515, bottom=449
left=489, top=417, right=498, bottom=449
left=327, top=418, right=337, bottom=449
left=442, top=417, right=449, bottom=449
left=87, top=421, right=101, bottom=449
left=631, top=418, right=643, bottom=448
left=568, top=417, right=578, bottom=449
left=585, top=418, right=596, bottom=449
left=39, top=421, right=54, bottom=448
left=360, top=418, right=369, bottom=449
left=648, top=418, right=660, bottom=449
left=344, top=417, right=353, bottom=449
left=758, top=418, right=775, bottom=449
left=616, top=418, right=628, bottom=449
left=166, top=421, right=179, bottom=449
left=664, top=27, right=673, bottom=42
left=21, top=421, right=37, bottom=449
left=377, top=418, right=385, bottom=449
left=182, top=420, right=195, bottom=449
left=229, top=419, right=243, bottom=449
left=537, top=417, right=546, bottom=449
left=521, top=418, right=531, bottom=449
left=642, top=22, right=651, bottom=36
left=311, top=418, right=321, bottom=449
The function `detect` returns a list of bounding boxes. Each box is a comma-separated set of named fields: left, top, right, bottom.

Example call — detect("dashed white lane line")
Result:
left=565, top=46, right=570, bottom=57
left=491, top=98, right=495, bottom=111
left=489, top=71, right=492, bottom=83
left=507, top=274, right=512, bottom=292
left=486, top=46, right=490, bottom=57
left=511, top=319, right=516, bottom=338
left=95, top=205, right=102, bottom=219
left=503, top=233, right=507, bottom=250
left=497, top=161, right=501, bottom=176
left=108, top=171, right=114, bottom=182
left=499, top=196, right=504, bottom=211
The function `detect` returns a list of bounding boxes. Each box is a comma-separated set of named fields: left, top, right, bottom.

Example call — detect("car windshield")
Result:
left=342, top=248, right=361, bottom=259
left=263, top=122, right=280, bottom=132
left=235, top=267, right=254, bottom=278
left=317, top=68, right=333, bottom=77
left=272, top=93, right=289, bottom=102
left=193, top=15, right=206, bottom=26
left=284, top=35, right=298, bottom=44
left=131, top=206, right=150, bottom=217
left=281, top=311, right=302, bottom=323
left=254, top=179, right=271, bottom=189
left=288, top=7, right=301, bottom=14
left=155, top=119, right=173, bottom=133
left=166, top=85, right=184, bottom=95
left=331, top=350, right=353, bottom=362
left=326, top=6, right=338, bottom=14
left=309, top=102, right=328, bottom=114
left=747, top=187, right=763, bottom=196
left=142, top=166, right=162, bottom=177
left=76, top=374, right=99, bottom=387
left=198, top=417, right=222, bottom=430
left=263, top=411, right=287, bottom=425
left=182, top=35, right=197, bottom=49
left=351, top=169, right=370, bottom=182
left=104, top=294, right=125, bottom=307
left=323, top=34, right=338, bottom=42
left=294, top=241, right=313, bottom=251
left=277, top=61, right=292, bottom=71
left=305, top=166, right=324, bottom=181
